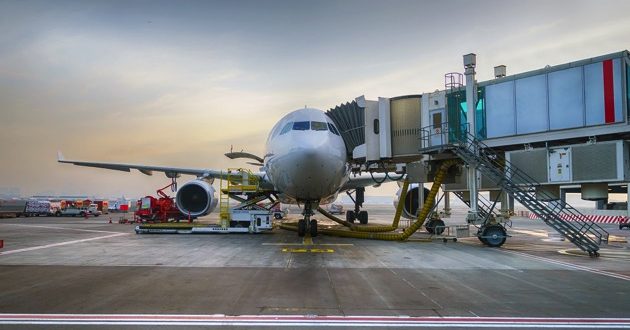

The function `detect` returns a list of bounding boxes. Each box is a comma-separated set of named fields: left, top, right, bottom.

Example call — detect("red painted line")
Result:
left=603, top=59, right=615, bottom=123
left=2, top=314, right=630, bottom=323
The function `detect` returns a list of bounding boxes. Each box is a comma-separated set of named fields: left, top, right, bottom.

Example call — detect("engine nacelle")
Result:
left=393, top=184, right=431, bottom=219
left=175, top=179, right=218, bottom=218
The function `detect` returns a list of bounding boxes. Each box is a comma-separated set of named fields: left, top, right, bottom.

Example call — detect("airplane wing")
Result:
left=57, top=151, right=253, bottom=181
left=341, top=172, right=405, bottom=191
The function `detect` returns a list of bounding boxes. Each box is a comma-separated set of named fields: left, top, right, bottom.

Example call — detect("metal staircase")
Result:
left=451, top=132, right=609, bottom=256
left=452, top=191, right=501, bottom=223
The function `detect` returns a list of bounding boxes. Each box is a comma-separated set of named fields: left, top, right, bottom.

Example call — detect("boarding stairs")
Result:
left=450, top=132, right=609, bottom=255
left=452, top=191, right=501, bottom=223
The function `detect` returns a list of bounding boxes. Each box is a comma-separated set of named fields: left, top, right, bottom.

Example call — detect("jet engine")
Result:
left=175, top=179, right=218, bottom=218
left=393, top=184, right=431, bottom=219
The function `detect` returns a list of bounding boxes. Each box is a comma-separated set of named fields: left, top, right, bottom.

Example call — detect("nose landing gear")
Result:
left=297, top=203, right=318, bottom=237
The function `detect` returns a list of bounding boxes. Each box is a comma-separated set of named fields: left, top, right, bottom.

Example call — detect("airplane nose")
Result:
left=283, top=140, right=346, bottom=200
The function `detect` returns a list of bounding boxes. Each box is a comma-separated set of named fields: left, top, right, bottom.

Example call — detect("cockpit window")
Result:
left=328, top=123, right=340, bottom=136
left=311, top=121, right=328, bottom=131
left=279, top=122, right=293, bottom=135
left=293, top=121, right=310, bottom=131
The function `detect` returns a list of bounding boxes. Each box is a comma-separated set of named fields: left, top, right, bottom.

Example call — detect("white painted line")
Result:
left=4, top=224, right=122, bottom=234
left=511, top=229, right=549, bottom=238
left=0, top=233, right=128, bottom=256
left=0, top=314, right=629, bottom=328
left=500, top=249, right=630, bottom=282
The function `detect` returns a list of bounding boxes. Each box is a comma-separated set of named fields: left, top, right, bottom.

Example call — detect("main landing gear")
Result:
left=297, top=203, right=318, bottom=237
left=345, top=187, right=368, bottom=225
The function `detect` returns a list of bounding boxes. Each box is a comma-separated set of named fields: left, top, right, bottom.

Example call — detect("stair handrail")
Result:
left=452, top=129, right=608, bottom=244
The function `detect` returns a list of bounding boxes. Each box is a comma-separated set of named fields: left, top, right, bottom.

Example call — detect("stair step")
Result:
left=452, top=135, right=609, bottom=254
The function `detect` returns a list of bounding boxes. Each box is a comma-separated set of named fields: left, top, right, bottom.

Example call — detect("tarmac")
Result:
left=1, top=205, right=630, bottom=329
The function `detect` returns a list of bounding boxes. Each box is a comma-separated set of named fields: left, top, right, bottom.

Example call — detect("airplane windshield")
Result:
left=293, top=121, right=310, bottom=130
left=328, top=123, right=340, bottom=136
left=311, top=121, right=328, bottom=131
left=279, top=122, right=293, bottom=135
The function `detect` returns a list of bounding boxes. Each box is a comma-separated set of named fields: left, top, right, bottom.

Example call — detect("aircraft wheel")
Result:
left=346, top=211, right=355, bottom=223
left=310, top=219, right=318, bottom=237
left=297, top=219, right=306, bottom=237
left=425, top=219, right=435, bottom=234
left=358, top=211, right=368, bottom=225
left=481, top=225, right=507, bottom=247
left=432, top=219, right=445, bottom=235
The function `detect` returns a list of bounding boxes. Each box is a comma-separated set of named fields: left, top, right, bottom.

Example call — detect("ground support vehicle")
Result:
left=133, top=183, right=187, bottom=223
left=55, top=207, right=90, bottom=217
left=0, top=199, right=27, bottom=218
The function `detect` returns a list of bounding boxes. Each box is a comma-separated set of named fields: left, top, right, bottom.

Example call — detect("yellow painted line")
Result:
left=263, top=243, right=353, bottom=246
left=310, top=248, right=334, bottom=253
left=281, top=248, right=334, bottom=253
left=302, top=236, right=314, bottom=245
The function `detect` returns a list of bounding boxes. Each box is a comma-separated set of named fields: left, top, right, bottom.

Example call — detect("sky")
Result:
left=0, top=0, right=629, bottom=199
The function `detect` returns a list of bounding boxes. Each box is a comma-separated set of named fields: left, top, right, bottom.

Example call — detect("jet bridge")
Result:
left=335, top=50, right=630, bottom=255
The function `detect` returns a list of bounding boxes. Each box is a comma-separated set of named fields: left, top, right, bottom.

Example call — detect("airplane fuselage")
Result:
left=263, top=108, right=349, bottom=205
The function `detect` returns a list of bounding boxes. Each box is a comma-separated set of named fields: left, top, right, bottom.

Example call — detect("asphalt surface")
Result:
left=1, top=206, right=629, bottom=329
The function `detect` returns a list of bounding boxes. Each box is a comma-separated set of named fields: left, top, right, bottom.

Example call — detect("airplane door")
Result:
left=429, top=109, right=446, bottom=147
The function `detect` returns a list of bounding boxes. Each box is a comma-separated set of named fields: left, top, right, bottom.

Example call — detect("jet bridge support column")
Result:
left=464, top=53, right=480, bottom=223
left=443, top=191, right=451, bottom=216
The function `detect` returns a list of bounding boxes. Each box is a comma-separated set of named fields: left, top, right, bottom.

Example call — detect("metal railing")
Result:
left=451, top=132, right=608, bottom=254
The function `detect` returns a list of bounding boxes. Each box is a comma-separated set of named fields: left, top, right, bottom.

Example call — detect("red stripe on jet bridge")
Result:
left=603, top=59, right=615, bottom=123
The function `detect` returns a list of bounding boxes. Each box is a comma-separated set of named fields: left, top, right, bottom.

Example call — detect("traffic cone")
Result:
left=108, top=219, right=112, bottom=224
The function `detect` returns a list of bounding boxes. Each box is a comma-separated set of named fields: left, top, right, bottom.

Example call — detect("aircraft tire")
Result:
left=346, top=211, right=355, bottom=223
left=358, top=211, right=368, bottom=224
left=310, top=219, right=318, bottom=237
left=297, top=219, right=306, bottom=237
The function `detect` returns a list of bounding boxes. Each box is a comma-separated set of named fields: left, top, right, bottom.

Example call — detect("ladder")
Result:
left=450, top=131, right=609, bottom=255
left=452, top=190, right=502, bottom=223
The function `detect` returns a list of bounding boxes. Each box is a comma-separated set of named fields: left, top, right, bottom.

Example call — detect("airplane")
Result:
left=59, top=107, right=422, bottom=237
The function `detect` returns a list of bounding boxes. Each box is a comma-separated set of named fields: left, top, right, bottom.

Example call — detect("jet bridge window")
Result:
left=293, top=121, right=310, bottom=130
left=279, top=122, right=293, bottom=135
left=328, top=123, right=340, bottom=136
left=311, top=121, right=328, bottom=131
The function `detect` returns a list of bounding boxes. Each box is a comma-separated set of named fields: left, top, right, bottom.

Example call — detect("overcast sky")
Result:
left=1, top=0, right=629, bottom=199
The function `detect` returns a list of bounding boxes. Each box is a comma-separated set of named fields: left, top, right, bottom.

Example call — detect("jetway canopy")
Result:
left=326, top=101, right=365, bottom=156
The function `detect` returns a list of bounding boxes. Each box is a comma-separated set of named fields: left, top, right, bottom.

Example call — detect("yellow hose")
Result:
left=281, top=160, right=459, bottom=241
left=315, top=180, right=409, bottom=232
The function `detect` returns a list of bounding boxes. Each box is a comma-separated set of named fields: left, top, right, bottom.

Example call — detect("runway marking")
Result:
left=500, top=249, right=630, bottom=282
left=302, top=236, right=314, bottom=245
left=263, top=243, right=353, bottom=246
left=0, top=233, right=128, bottom=256
left=0, top=314, right=629, bottom=327
left=511, top=229, right=550, bottom=238
left=558, top=249, right=630, bottom=261
left=281, top=248, right=334, bottom=253
left=4, top=224, right=123, bottom=234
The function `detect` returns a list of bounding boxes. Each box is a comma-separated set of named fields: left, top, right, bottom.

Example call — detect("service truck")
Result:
left=0, top=199, right=27, bottom=218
